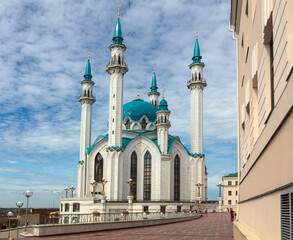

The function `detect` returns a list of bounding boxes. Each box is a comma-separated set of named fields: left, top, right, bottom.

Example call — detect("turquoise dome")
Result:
left=123, top=99, right=158, bottom=122
left=159, top=98, right=168, bottom=110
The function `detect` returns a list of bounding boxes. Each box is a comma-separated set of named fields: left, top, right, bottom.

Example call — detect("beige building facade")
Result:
left=222, top=173, right=238, bottom=212
left=230, top=0, right=293, bottom=239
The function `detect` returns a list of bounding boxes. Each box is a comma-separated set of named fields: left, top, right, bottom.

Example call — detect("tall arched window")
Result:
left=174, top=154, right=180, bottom=201
left=130, top=151, right=137, bottom=200
left=143, top=151, right=151, bottom=200
left=141, top=119, right=147, bottom=130
left=95, top=153, right=103, bottom=181
left=125, top=119, right=131, bottom=129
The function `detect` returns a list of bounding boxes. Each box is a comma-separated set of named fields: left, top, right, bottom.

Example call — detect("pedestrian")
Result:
left=230, top=208, right=234, bottom=222
left=205, top=209, right=207, bottom=216
left=213, top=207, right=215, bottom=213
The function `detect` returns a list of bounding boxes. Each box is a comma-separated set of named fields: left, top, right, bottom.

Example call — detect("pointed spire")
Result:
left=150, top=63, right=158, bottom=93
left=137, top=85, right=141, bottom=99
left=192, top=27, right=202, bottom=64
left=83, top=50, right=92, bottom=81
left=112, top=5, right=123, bottom=45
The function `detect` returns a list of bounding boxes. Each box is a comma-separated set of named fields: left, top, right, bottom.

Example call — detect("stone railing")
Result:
left=58, top=211, right=197, bottom=224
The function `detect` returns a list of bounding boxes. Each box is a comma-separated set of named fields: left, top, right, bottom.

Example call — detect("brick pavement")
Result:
left=27, top=212, right=233, bottom=240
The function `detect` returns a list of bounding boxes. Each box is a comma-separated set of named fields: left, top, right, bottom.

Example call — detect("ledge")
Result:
left=233, top=220, right=261, bottom=240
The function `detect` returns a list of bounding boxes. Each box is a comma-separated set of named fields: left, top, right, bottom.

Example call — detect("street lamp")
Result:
left=216, top=182, right=224, bottom=197
left=64, top=187, right=70, bottom=198
left=127, top=178, right=136, bottom=196
left=23, top=190, right=33, bottom=233
left=7, top=211, right=13, bottom=239
left=99, top=178, right=108, bottom=196
left=70, top=186, right=76, bottom=197
left=16, top=201, right=24, bottom=238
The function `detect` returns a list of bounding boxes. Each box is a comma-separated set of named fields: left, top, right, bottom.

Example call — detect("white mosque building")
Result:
left=60, top=9, right=208, bottom=215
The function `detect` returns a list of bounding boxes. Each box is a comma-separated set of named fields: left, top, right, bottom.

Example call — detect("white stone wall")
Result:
left=149, top=93, right=160, bottom=107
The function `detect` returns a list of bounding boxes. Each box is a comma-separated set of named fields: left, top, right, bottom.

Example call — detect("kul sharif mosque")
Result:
left=60, top=7, right=208, bottom=215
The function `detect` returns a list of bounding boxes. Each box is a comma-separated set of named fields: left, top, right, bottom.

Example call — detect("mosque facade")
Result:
left=60, top=9, right=208, bottom=215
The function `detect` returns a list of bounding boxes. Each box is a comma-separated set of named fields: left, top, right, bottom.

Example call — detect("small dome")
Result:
left=159, top=98, right=168, bottom=111
left=123, top=99, right=158, bottom=122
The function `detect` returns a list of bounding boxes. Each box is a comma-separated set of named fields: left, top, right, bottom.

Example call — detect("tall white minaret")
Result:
left=187, top=29, right=207, bottom=201
left=106, top=6, right=128, bottom=148
left=156, top=91, right=171, bottom=154
left=77, top=51, right=96, bottom=197
left=148, top=64, right=160, bottom=107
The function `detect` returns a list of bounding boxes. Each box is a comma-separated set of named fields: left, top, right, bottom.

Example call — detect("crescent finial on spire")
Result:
left=88, top=48, right=91, bottom=60
left=196, top=26, right=199, bottom=39
left=137, top=85, right=141, bottom=99
left=153, top=63, right=156, bottom=73
left=118, top=4, right=121, bottom=18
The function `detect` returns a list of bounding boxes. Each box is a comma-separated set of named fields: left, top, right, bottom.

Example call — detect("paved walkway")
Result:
left=28, top=213, right=233, bottom=240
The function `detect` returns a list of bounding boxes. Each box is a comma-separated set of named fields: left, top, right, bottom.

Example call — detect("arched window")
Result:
left=141, top=119, right=147, bottom=130
left=174, top=155, right=180, bottom=201
left=118, top=56, right=121, bottom=64
left=95, top=153, right=103, bottom=181
left=164, top=116, right=167, bottom=123
left=65, top=203, right=70, bottom=212
left=73, top=203, right=80, bottom=212
left=199, top=73, right=201, bottom=80
left=161, top=116, right=163, bottom=123
left=143, top=151, right=151, bottom=200
left=113, top=55, right=116, bottom=64
left=125, top=119, right=131, bottom=129
left=83, top=90, right=86, bottom=97
left=87, top=90, right=90, bottom=97
left=130, top=152, right=137, bottom=200
left=155, top=100, right=156, bottom=106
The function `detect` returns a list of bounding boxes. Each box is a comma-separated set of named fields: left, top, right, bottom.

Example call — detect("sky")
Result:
left=0, top=0, right=237, bottom=208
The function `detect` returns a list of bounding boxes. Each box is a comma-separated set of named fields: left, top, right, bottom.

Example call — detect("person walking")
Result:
left=229, top=208, right=234, bottom=222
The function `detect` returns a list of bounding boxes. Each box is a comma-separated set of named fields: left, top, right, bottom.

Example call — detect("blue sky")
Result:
left=0, top=0, right=237, bottom=207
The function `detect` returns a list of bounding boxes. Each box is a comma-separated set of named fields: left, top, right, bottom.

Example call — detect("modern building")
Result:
left=60, top=8, right=209, bottom=216
left=222, top=173, right=238, bottom=212
left=230, top=0, right=293, bottom=239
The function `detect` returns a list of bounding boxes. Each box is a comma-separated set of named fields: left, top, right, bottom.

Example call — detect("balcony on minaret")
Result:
left=187, top=77, right=207, bottom=88
left=78, top=91, right=96, bottom=103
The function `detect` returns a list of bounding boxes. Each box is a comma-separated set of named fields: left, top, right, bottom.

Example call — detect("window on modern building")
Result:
left=269, top=36, right=274, bottom=110
left=143, top=151, right=151, bottom=200
left=235, top=181, right=238, bottom=186
left=236, top=190, right=238, bottom=196
left=228, top=191, right=232, bottom=196
left=143, top=206, right=149, bottom=212
left=236, top=200, right=238, bottom=204
left=130, top=151, right=137, bottom=200
left=73, top=203, right=80, bottom=212
left=228, top=181, right=232, bottom=186
left=245, top=47, right=249, bottom=63
left=141, top=119, right=147, bottom=130
left=228, top=200, right=232, bottom=205
left=65, top=203, right=70, bottom=212
left=95, top=153, right=103, bottom=181
left=160, top=206, right=166, bottom=212
left=245, top=0, right=248, bottom=16
left=174, top=155, right=180, bottom=201
left=281, top=192, right=292, bottom=239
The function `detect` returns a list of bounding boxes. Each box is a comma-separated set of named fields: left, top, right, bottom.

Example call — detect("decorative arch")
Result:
left=174, top=154, right=180, bottom=200
left=141, top=119, right=147, bottom=130
left=94, top=153, right=103, bottom=181
left=143, top=151, right=151, bottom=200
left=130, top=151, right=137, bottom=199
left=125, top=119, right=131, bottom=129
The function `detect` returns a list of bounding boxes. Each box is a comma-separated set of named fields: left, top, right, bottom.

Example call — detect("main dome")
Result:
left=123, top=99, right=158, bottom=122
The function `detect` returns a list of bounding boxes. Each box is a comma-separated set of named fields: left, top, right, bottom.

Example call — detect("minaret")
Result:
left=106, top=5, right=128, bottom=148
left=187, top=28, right=207, bottom=201
left=77, top=51, right=96, bottom=197
left=187, top=28, right=207, bottom=155
left=156, top=91, right=171, bottom=154
left=148, top=64, right=160, bottom=107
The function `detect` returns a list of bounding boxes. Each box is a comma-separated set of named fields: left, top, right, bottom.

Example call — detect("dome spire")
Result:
left=150, top=63, right=158, bottom=93
left=84, top=49, right=92, bottom=81
left=112, top=5, right=123, bottom=45
left=192, top=26, right=202, bottom=64
left=137, top=85, right=141, bottom=99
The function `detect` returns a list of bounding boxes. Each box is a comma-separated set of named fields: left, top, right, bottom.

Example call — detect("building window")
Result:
left=65, top=203, right=70, bottom=212
left=177, top=205, right=182, bottom=212
left=228, top=191, right=232, bottom=196
left=228, top=200, right=232, bottom=205
left=125, top=119, right=131, bottom=129
left=143, top=206, right=149, bottom=212
left=236, top=200, right=238, bottom=204
left=245, top=47, right=249, bottom=63
left=235, top=181, right=238, bottom=185
left=130, top=151, right=137, bottom=200
left=228, top=181, right=232, bottom=186
left=95, top=153, right=103, bottom=181
left=281, top=192, right=293, bottom=239
left=160, top=206, right=166, bottom=212
left=174, top=155, right=180, bottom=201
left=143, top=151, right=151, bottom=200
left=141, top=119, right=147, bottom=130
left=73, top=203, right=80, bottom=212
left=236, top=190, right=238, bottom=196
left=269, top=36, right=274, bottom=110
left=64, top=217, right=69, bottom=223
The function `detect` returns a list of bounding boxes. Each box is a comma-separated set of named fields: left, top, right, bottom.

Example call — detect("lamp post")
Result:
left=64, top=187, right=70, bottom=198
left=99, top=178, right=108, bottom=196
left=7, top=211, right=13, bottom=239
left=90, top=181, right=98, bottom=197
left=216, top=182, right=223, bottom=197
left=16, top=201, right=24, bottom=238
left=23, top=190, right=33, bottom=233
left=127, top=179, right=136, bottom=196
left=70, top=186, right=75, bottom=197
